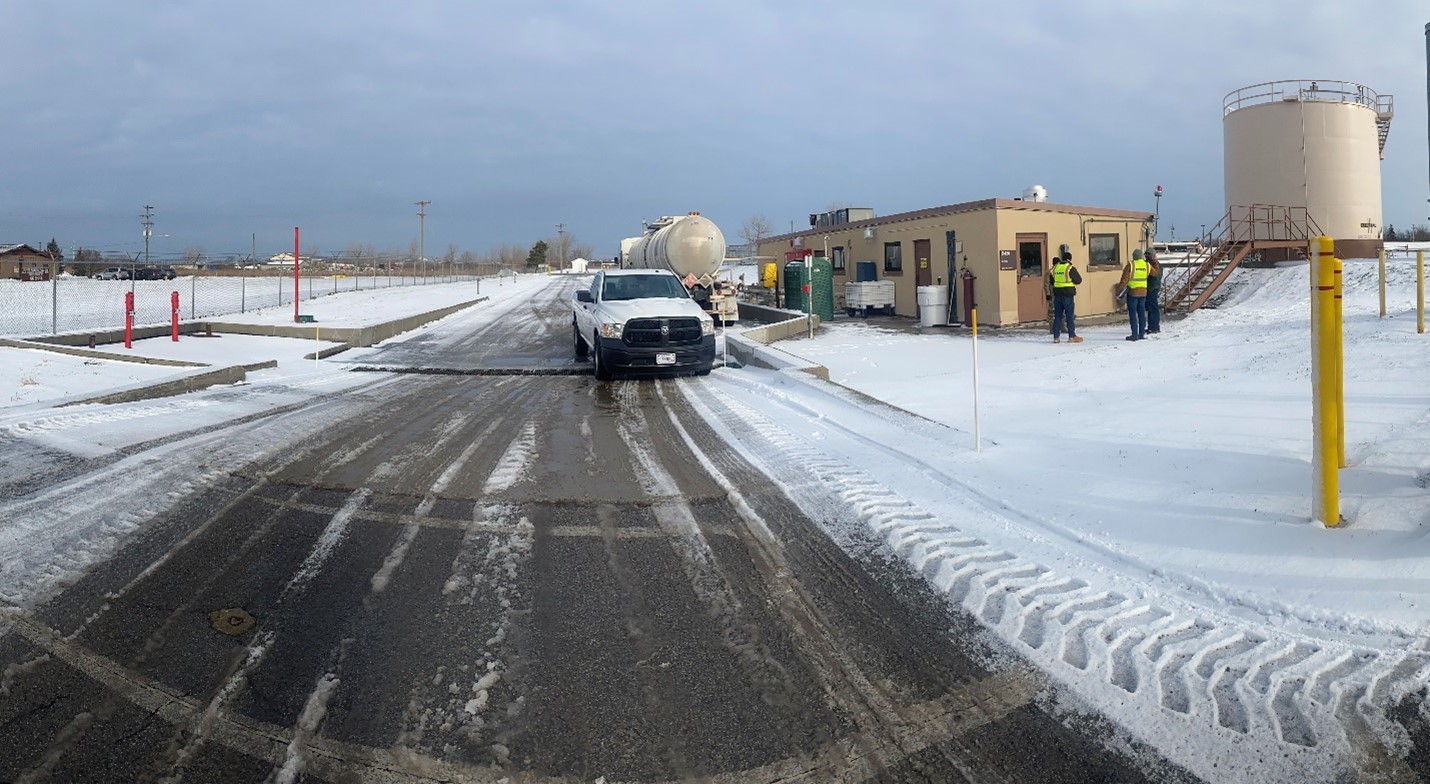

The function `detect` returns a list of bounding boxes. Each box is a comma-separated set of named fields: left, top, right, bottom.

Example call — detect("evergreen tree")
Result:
left=45, top=238, right=62, bottom=259
left=1384, top=224, right=1397, bottom=242
left=526, top=240, right=548, bottom=270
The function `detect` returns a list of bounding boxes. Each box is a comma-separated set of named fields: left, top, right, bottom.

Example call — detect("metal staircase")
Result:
left=1160, top=205, right=1323, bottom=314
left=1375, top=97, right=1394, bottom=159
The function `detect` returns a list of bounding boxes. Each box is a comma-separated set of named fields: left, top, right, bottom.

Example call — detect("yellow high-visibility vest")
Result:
left=1052, top=261, right=1075, bottom=288
left=1128, top=259, right=1148, bottom=290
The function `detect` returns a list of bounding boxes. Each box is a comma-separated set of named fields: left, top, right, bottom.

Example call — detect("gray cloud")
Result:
left=1, top=0, right=1424, bottom=258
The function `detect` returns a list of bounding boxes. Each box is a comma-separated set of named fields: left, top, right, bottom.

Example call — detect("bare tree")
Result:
left=739, top=215, right=774, bottom=259
left=571, top=242, right=595, bottom=263
left=442, top=243, right=458, bottom=276
left=346, top=242, right=377, bottom=271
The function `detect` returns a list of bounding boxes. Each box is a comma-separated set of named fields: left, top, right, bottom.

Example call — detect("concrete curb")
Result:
left=724, top=315, right=829, bottom=380
left=59, top=361, right=278, bottom=407
left=208, top=296, right=488, bottom=359
left=0, top=337, right=208, bottom=368
left=22, top=297, right=491, bottom=406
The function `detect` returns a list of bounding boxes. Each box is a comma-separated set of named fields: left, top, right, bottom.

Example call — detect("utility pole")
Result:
left=140, top=204, right=154, bottom=293
left=556, top=223, right=566, bottom=272
left=416, top=200, right=430, bottom=281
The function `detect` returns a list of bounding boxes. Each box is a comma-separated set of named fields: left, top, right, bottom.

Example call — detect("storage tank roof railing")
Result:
left=1223, top=79, right=1391, bottom=118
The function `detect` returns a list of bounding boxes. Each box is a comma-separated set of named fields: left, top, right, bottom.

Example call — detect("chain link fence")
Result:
left=0, top=260, right=494, bottom=338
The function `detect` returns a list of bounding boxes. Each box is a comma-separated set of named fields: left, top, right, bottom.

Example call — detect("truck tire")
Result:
left=592, top=333, right=613, bottom=381
left=573, top=322, right=587, bottom=359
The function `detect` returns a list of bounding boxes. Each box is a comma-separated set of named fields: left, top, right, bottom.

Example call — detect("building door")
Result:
left=1016, top=233, right=1048, bottom=323
left=914, top=239, right=932, bottom=286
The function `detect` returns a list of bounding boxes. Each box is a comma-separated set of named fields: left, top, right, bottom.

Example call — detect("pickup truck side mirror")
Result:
left=576, top=289, right=593, bottom=303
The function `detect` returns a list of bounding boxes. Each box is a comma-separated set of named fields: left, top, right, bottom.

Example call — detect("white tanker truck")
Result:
left=620, top=212, right=738, bottom=324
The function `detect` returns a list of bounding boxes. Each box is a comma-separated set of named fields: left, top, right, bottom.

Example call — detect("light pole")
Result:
left=1152, top=185, right=1162, bottom=250
left=416, top=200, right=430, bottom=282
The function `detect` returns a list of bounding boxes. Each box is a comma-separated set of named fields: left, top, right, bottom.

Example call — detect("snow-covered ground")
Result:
left=1, top=265, right=1427, bottom=781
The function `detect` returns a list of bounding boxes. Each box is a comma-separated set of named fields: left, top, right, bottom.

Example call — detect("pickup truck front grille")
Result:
left=624, top=317, right=703, bottom=347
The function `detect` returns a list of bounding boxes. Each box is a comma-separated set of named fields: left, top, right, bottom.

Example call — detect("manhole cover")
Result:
left=209, top=608, right=256, bottom=636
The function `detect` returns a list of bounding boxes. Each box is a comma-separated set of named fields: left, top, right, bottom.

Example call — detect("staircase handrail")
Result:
left=1159, top=204, right=1322, bottom=311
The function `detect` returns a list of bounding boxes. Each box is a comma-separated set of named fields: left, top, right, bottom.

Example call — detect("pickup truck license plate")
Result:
left=656, top=352, right=676, bottom=366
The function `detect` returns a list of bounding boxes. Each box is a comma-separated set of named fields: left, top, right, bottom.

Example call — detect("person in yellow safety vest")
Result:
left=1043, top=246, right=1083, bottom=343
left=1117, top=248, right=1156, bottom=341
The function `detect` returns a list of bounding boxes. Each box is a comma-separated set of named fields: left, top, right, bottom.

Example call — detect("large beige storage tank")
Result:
left=1223, top=79, right=1392, bottom=258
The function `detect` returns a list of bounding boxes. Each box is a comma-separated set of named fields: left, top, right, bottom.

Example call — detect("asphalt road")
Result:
left=0, top=277, right=1195, bottom=783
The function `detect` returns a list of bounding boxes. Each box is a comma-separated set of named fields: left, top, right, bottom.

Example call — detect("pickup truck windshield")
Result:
left=602, top=275, right=689, bottom=301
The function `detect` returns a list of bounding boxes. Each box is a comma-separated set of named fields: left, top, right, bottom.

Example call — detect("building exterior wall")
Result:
left=760, top=199, right=1150, bottom=327
left=0, top=248, right=53, bottom=281
left=992, top=207, right=1146, bottom=322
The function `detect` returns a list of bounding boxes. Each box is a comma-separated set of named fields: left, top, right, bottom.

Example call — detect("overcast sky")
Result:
left=2, top=1, right=1426, bottom=260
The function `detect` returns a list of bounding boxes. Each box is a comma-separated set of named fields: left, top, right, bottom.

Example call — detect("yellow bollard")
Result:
left=1334, top=256, right=1344, bottom=468
left=1311, top=237, right=1340, bottom=527
left=1419, top=250, right=1425, bottom=335
left=1378, top=249, right=1386, bottom=318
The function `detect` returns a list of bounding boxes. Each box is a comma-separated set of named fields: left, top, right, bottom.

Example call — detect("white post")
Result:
left=971, top=307, right=982, bottom=452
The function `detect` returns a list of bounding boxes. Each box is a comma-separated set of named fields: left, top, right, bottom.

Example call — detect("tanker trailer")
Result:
left=621, top=212, right=737, bottom=324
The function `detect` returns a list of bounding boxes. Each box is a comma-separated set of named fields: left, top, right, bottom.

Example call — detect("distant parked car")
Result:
left=135, top=266, right=177, bottom=280
left=94, top=267, right=131, bottom=280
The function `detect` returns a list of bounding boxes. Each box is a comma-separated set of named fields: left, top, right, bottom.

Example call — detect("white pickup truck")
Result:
left=573, top=269, right=716, bottom=380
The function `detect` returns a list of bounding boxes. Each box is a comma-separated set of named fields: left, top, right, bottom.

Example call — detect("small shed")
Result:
left=568, top=257, right=589, bottom=273
left=0, top=244, right=52, bottom=281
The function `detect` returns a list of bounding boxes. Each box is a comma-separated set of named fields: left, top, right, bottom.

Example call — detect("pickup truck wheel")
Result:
left=573, top=322, right=587, bottom=359
left=592, top=333, right=613, bottom=381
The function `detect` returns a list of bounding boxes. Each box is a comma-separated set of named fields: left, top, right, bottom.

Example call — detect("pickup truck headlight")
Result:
left=701, top=319, right=715, bottom=336
left=598, top=322, right=624, bottom=339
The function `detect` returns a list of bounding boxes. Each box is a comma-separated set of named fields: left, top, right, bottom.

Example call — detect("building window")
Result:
left=884, top=242, right=902, bottom=274
left=831, top=246, right=845, bottom=274
left=1089, top=234, right=1121, bottom=267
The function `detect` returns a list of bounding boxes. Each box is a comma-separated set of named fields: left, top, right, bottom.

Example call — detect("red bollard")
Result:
left=124, top=291, right=135, bottom=349
left=961, top=268, right=977, bottom=327
left=171, top=291, right=180, bottom=342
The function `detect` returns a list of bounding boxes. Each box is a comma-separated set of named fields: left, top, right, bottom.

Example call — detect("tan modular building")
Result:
left=758, top=198, right=1154, bottom=327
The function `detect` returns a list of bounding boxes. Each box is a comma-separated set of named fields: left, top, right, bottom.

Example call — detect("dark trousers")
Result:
left=1128, top=296, right=1147, bottom=337
left=1147, top=291, right=1161, bottom=332
left=1051, top=296, right=1076, bottom=339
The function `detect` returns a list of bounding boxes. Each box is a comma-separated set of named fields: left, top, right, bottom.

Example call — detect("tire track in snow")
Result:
left=675, top=375, right=1430, bottom=783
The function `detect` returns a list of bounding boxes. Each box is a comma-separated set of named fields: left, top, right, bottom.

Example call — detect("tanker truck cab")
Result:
left=572, top=269, right=717, bottom=380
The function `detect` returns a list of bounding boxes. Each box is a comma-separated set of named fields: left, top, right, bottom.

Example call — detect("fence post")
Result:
left=1378, top=248, right=1386, bottom=318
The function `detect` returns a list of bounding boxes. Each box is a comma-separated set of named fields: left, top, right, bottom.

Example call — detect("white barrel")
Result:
left=624, top=214, right=726, bottom=282
left=917, top=285, right=949, bottom=326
